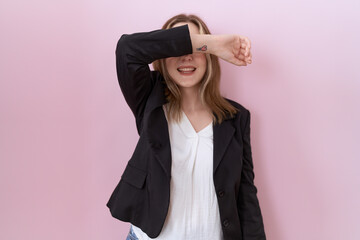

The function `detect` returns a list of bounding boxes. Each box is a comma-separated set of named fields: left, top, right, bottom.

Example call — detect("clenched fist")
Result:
left=213, top=34, right=252, bottom=66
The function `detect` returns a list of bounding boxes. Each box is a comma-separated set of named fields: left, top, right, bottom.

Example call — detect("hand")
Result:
left=214, top=34, right=252, bottom=66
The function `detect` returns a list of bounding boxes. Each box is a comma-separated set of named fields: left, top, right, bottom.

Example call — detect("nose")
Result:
left=181, top=54, right=193, bottom=61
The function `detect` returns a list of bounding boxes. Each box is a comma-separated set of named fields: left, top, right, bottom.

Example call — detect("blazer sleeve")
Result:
left=237, top=109, right=267, bottom=239
left=115, top=24, right=193, bottom=134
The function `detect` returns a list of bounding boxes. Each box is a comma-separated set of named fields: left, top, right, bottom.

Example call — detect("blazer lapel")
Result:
left=213, top=119, right=235, bottom=174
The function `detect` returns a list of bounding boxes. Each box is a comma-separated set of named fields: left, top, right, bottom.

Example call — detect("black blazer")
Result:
left=106, top=24, right=266, bottom=240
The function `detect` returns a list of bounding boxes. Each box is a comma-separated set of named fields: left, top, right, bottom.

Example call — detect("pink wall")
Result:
left=1, top=0, right=359, bottom=239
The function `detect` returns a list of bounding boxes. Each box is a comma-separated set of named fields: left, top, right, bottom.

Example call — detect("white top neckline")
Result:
left=180, top=110, right=213, bottom=138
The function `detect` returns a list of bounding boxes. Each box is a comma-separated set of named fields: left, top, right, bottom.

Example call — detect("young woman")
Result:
left=106, top=14, right=266, bottom=240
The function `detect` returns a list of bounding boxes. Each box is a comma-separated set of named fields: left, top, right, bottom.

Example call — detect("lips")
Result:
left=177, top=65, right=196, bottom=73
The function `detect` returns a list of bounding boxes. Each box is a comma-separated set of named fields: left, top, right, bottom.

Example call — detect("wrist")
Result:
left=190, top=34, right=219, bottom=55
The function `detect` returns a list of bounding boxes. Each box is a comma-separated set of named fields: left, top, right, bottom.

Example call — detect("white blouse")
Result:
left=132, top=103, right=224, bottom=240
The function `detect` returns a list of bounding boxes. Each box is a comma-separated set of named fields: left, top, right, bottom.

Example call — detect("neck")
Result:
left=179, top=84, right=204, bottom=112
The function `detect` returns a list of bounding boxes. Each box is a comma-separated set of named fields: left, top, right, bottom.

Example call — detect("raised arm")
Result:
left=116, top=23, right=252, bottom=134
left=115, top=24, right=193, bottom=134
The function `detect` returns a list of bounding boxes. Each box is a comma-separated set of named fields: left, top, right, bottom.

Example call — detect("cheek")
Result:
left=164, top=61, right=178, bottom=80
left=195, top=54, right=207, bottom=68
left=199, top=58, right=207, bottom=78
left=198, top=57, right=207, bottom=73
left=201, top=56, right=207, bottom=66
left=165, top=59, right=177, bottom=73
left=165, top=57, right=176, bottom=66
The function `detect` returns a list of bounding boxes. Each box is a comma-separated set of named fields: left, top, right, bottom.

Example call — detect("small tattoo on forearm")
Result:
left=196, top=45, right=207, bottom=51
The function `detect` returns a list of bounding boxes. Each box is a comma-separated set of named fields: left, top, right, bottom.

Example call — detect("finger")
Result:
left=234, top=59, right=247, bottom=66
left=245, top=37, right=251, bottom=49
left=242, top=37, right=251, bottom=57
left=245, top=48, right=249, bottom=57
left=235, top=49, right=247, bottom=60
left=245, top=53, right=252, bottom=64
left=241, top=43, right=250, bottom=56
left=243, top=48, right=250, bottom=58
left=237, top=53, right=246, bottom=60
left=245, top=50, right=252, bottom=60
left=241, top=45, right=249, bottom=58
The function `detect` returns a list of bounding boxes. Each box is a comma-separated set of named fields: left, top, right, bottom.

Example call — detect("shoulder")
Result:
left=223, top=97, right=250, bottom=116
left=223, top=97, right=251, bottom=132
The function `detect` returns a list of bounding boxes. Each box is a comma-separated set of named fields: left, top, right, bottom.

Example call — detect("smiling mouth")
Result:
left=177, top=67, right=196, bottom=73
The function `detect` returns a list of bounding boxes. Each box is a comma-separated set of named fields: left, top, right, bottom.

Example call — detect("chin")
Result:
left=177, top=80, right=202, bottom=89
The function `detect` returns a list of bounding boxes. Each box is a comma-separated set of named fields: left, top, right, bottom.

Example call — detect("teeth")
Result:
left=178, top=68, right=196, bottom=72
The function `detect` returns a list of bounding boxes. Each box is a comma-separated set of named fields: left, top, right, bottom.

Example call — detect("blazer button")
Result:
left=218, top=190, right=225, bottom=198
left=223, top=219, right=230, bottom=227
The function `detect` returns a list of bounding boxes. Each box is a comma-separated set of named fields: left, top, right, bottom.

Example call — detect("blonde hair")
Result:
left=152, top=13, right=238, bottom=125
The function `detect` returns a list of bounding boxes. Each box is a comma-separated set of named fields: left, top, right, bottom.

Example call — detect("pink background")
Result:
left=1, top=0, right=359, bottom=239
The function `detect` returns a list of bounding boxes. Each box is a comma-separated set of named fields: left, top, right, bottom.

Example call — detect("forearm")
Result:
left=189, top=33, right=219, bottom=55
left=190, top=32, right=252, bottom=66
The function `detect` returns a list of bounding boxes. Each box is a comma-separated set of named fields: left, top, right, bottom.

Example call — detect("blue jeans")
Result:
left=126, top=225, right=139, bottom=240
